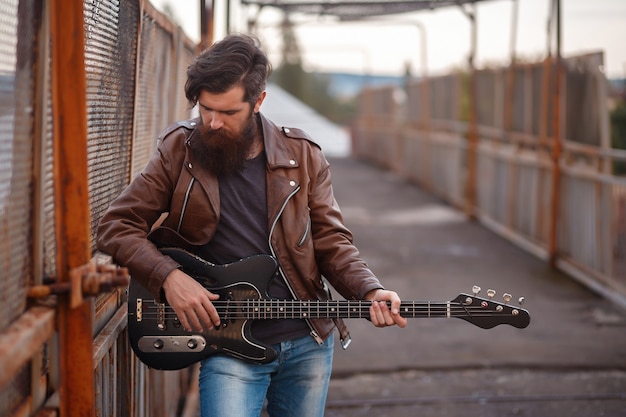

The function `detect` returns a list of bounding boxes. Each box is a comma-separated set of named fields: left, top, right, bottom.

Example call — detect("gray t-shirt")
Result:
left=201, top=151, right=310, bottom=344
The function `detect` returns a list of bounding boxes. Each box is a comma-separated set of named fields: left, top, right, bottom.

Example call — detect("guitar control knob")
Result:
left=187, top=339, right=198, bottom=350
left=153, top=339, right=164, bottom=350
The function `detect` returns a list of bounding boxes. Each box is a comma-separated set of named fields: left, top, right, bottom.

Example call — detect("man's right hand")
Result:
left=161, top=268, right=221, bottom=332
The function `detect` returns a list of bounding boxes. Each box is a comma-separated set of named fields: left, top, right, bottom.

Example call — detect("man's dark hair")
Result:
left=185, top=34, right=272, bottom=106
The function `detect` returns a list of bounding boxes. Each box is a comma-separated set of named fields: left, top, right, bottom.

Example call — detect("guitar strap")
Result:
left=335, top=318, right=352, bottom=350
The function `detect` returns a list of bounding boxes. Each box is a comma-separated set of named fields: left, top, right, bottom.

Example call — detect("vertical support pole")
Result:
left=414, top=21, right=431, bottom=190
left=463, top=4, right=479, bottom=219
left=200, top=0, right=215, bottom=50
left=49, top=0, right=95, bottom=416
left=548, top=0, right=562, bottom=268
left=503, top=0, right=520, bottom=229
left=504, top=0, right=519, bottom=133
left=226, top=0, right=232, bottom=34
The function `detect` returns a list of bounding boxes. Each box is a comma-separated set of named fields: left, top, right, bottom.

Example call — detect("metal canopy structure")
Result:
left=240, top=0, right=497, bottom=20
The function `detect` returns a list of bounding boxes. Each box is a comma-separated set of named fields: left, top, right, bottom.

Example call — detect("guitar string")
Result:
left=137, top=303, right=517, bottom=311
left=137, top=306, right=520, bottom=318
left=139, top=301, right=512, bottom=309
left=136, top=300, right=524, bottom=319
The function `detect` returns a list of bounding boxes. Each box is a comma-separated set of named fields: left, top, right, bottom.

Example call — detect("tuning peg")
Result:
left=487, top=289, right=496, bottom=299
left=503, top=293, right=512, bottom=304
left=518, top=297, right=525, bottom=306
left=472, top=285, right=481, bottom=295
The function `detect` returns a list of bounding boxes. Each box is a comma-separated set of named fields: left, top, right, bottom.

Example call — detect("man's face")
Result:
left=197, top=85, right=252, bottom=136
left=190, top=86, right=264, bottom=176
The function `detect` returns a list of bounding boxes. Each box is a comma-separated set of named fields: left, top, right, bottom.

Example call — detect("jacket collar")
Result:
left=259, top=112, right=299, bottom=170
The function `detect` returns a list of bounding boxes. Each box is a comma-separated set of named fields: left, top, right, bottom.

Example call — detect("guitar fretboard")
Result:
left=139, top=299, right=507, bottom=320
left=230, top=300, right=456, bottom=320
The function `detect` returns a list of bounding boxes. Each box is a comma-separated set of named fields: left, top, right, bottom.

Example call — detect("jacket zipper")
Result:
left=268, top=185, right=324, bottom=345
left=177, top=177, right=195, bottom=233
left=297, top=212, right=311, bottom=247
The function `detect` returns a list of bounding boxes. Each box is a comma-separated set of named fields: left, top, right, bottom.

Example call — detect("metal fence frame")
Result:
left=353, top=52, right=626, bottom=309
left=0, top=1, right=198, bottom=416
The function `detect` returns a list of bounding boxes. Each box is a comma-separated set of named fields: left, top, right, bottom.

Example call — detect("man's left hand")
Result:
left=364, top=289, right=408, bottom=328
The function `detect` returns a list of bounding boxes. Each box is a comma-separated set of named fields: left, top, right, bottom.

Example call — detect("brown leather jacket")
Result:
left=96, top=113, right=384, bottom=346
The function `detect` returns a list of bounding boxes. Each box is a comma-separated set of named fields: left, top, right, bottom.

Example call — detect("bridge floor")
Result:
left=325, top=157, right=626, bottom=416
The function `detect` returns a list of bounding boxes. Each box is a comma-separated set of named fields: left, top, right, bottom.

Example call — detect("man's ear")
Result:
left=254, top=90, right=266, bottom=113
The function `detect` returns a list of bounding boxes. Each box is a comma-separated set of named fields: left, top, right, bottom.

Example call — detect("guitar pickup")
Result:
left=137, top=335, right=207, bottom=353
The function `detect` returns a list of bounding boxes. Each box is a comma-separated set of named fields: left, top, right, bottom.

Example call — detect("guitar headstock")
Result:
left=451, top=286, right=530, bottom=329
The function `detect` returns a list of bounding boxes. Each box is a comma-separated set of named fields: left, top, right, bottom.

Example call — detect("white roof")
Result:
left=260, top=83, right=351, bottom=158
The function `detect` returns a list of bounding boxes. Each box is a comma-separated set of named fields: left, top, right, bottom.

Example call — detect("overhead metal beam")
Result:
left=241, top=0, right=498, bottom=19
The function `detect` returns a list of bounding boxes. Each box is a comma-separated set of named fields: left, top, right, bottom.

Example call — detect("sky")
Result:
left=151, top=0, right=626, bottom=78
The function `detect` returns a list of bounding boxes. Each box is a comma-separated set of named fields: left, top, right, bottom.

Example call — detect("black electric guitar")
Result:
left=127, top=247, right=531, bottom=370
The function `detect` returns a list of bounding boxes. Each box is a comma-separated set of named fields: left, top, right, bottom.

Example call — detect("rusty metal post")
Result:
left=49, top=0, right=95, bottom=415
left=548, top=0, right=562, bottom=268
left=462, top=3, right=479, bottom=219
left=200, top=0, right=215, bottom=51
left=503, top=0, right=519, bottom=133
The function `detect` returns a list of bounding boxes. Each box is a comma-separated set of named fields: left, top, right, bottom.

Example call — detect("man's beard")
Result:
left=189, top=113, right=259, bottom=177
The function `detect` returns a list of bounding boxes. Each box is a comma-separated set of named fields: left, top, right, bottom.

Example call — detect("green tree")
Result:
left=270, top=15, right=357, bottom=125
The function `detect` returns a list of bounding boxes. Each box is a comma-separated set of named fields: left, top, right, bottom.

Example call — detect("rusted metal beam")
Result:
left=0, top=307, right=55, bottom=391
left=49, top=0, right=95, bottom=415
left=28, top=264, right=129, bottom=309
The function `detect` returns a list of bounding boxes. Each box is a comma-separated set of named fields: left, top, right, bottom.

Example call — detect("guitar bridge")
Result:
left=136, top=298, right=142, bottom=322
left=157, top=302, right=166, bottom=330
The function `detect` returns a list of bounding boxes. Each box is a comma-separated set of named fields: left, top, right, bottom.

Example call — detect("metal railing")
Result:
left=0, top=1, right=198, bottom=416
left=353, top=51, right=626, bottom=309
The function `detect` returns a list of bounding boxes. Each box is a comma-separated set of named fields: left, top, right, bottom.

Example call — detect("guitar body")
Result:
left=127, top=248, right=279, bottom=370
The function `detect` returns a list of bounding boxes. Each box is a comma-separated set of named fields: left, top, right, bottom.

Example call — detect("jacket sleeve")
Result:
left=96, top=129, right=185, bottom=300
left=308, top=153, right=384, bottom=300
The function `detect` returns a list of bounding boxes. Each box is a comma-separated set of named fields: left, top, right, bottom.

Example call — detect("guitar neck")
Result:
left=215, top=300, right=458, bottom=320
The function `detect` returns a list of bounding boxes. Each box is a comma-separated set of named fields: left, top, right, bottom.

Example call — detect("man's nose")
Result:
left=208, top=112, right=224, bottom=130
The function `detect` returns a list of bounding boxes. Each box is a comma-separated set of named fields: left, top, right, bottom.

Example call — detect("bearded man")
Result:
left=96, top=33, right=406, bottom=417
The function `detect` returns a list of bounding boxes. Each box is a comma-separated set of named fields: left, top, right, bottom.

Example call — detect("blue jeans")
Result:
left=198, top=335, right=334, bottom=417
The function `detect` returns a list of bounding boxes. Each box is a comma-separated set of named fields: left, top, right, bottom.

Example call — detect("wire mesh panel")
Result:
left=81, top=2, right=197, bottom=416
left=0, top=0, right=38, bottom=329
left=429, top=74, right=460, bottom=123
left=564, top=53, right=604, bottom=146
left=132, top=4, right=195, bottom=178
left=0, top=0, right=198, bottom=415
left=475, top=69, right=502, bottom=129
left=0, top=0, right=39, bottom=414
left=84, top=0, right=139, bottom=249
left=404, top=80, right=423, bottom=126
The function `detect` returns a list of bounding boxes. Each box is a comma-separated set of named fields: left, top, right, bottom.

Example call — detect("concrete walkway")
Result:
left=325, top=157, right=626, bottom=417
